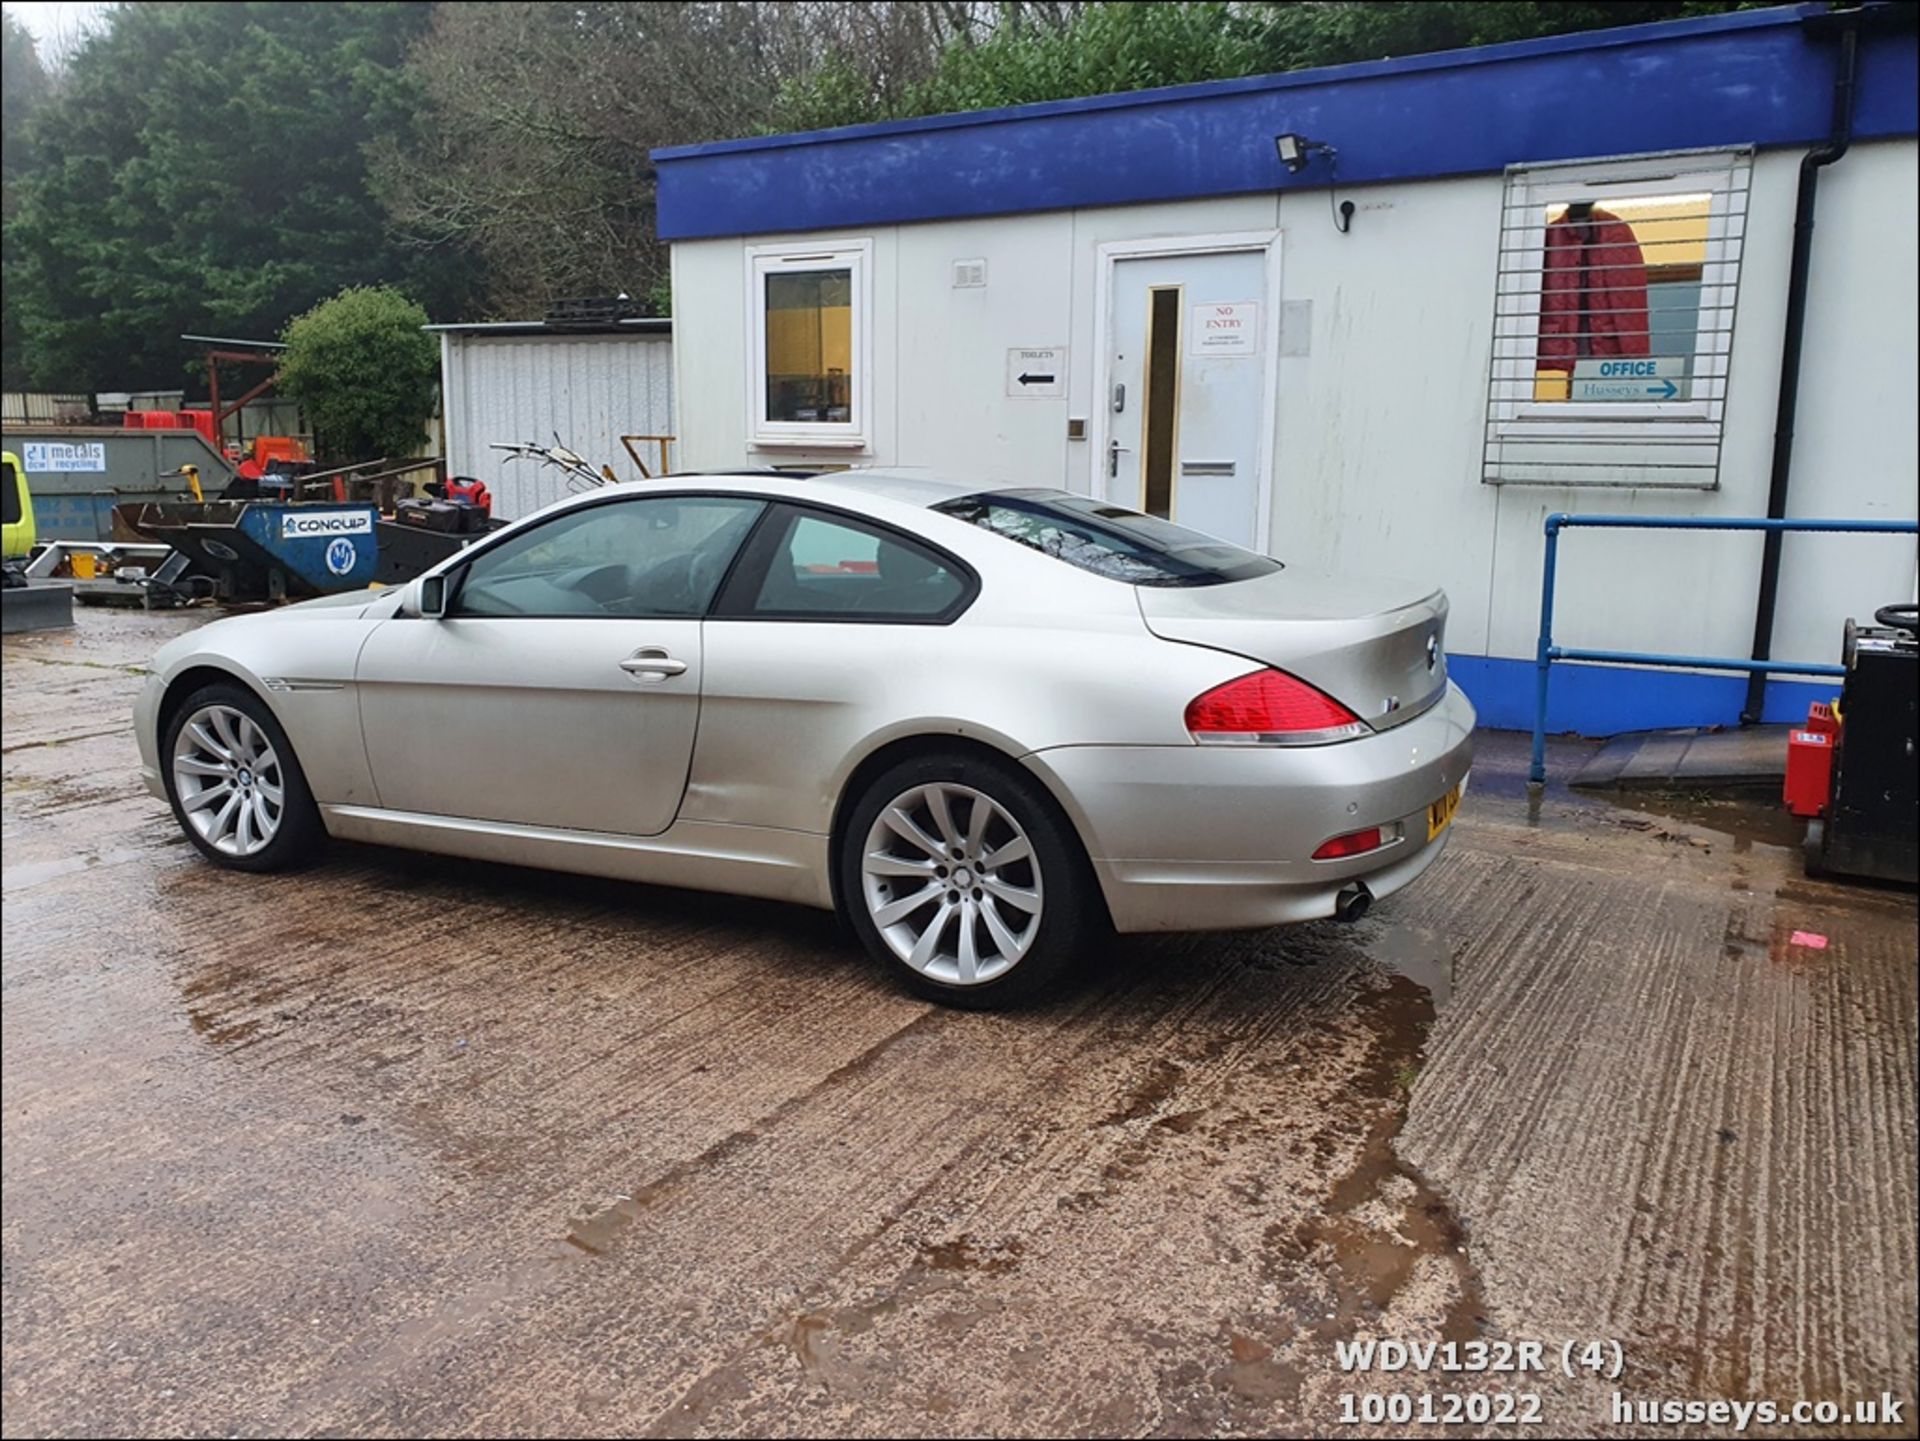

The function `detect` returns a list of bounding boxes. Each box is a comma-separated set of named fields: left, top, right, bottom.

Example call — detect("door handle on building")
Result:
left=619, top=648, right=687, bottom=681
left=1108, top=438, right=1131, bottom=478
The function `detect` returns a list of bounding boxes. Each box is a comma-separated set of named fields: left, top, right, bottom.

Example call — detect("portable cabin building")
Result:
left=653, top=4, right=1919, bottom=732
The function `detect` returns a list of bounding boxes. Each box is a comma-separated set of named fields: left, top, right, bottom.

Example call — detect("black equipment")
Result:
left=395, top=497, right=488, bottom=535
left=1806, top=604, right=1918, bottom=884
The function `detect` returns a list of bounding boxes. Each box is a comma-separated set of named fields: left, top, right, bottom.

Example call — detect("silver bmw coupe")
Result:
left=137, top=472, right=1474, bottom=1006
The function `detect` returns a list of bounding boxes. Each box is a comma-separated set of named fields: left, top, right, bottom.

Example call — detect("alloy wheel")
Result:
left=172, top=703, right=285, bottom=858
left=860, top=781, right=1044, bottom=986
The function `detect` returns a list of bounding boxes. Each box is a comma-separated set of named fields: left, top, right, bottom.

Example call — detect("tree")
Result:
left=772, top=1, right=1781, bottom=129
left=879, top=1, right=1252, bottom=121
left=374, top=2, right=808, bottom=318
left=1236, top=1, right=1784, bottom=75
left=2, top=10, right=52, bottom=216
left=767, top=2, right=1077, bottom=132
left=374, top=2, right=1079, bottom=317
left=2, top=10, right=54, bottom=389
left=2, top=1, right=476, bottom=392
left=276, top=286, right=437, bottom=464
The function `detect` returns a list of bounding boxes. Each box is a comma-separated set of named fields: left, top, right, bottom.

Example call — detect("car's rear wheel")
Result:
left=840, top=751, right=1096, bottom=1007
left=162, top=682, right=324, bottom=872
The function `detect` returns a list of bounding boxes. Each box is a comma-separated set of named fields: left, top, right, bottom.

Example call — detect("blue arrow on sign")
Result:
left=1570, top=373, right=1687, bottom=402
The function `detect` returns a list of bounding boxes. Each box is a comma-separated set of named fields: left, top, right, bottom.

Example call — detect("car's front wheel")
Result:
left=839, top=751, right=1097, bottom=1007
left=162, top=682, right=324, bottom=872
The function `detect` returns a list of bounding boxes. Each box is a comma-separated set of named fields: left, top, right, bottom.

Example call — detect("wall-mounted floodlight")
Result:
left=1273, top=133, right=1354, bottom=233
left=1274, top=132, right=1334, bottom=173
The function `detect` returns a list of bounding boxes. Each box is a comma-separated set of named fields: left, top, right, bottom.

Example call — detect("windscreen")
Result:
left=931, top=488, right=1280, bottom=588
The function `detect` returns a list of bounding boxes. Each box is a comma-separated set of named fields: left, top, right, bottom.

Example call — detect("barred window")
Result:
left=1483, top=148, right=1752, bottom=488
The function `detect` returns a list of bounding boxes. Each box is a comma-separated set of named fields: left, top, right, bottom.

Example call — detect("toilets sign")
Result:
left=1571, top=356, right=1688, bottom=401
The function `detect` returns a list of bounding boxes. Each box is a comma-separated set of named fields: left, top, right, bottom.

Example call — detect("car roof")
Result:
left=615, top=467, right=1021, bottom=510
left=454, top=468, right=1148, bottom=617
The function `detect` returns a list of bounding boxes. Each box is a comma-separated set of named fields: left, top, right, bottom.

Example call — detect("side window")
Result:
left=746, top=510, right=969, bottom=621
left=452, top=495, right=765, bottom=619
left=748, top=239, right=872, bottom=447
left=1, top=458, right=22, bottom=527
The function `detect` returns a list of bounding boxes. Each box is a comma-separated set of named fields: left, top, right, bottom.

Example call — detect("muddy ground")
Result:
left=2, top=607, right=1914, bottom=1437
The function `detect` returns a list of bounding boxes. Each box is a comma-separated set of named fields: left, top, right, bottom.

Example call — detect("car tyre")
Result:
left=839, top=750, right=1098, bottom=1008
left=162, top=681, right=325, bottom=873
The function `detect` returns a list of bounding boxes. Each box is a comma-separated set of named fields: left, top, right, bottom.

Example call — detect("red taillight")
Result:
left=1313, top=827, right=1384, bottom=860
left=1184, top=669, right=1367, bottom=742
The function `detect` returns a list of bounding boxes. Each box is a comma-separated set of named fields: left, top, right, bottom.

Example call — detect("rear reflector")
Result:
left=1313, top=827, right=1385, bottom=860
left=1185, top=668, right=1369, bottom=744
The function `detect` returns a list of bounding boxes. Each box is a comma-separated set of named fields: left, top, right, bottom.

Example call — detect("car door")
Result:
left=356, top=492, right=766, bottom=836
left=689, top=503, right=977, bottom=833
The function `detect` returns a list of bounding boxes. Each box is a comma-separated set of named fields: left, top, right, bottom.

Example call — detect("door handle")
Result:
left=1108, top=438, right=1132, bottom=479
left=619, top=647, right=687, bottom=681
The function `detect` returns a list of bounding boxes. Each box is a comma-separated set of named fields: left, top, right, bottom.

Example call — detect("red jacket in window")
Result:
left=1537, top=206, right=1650, bottom=369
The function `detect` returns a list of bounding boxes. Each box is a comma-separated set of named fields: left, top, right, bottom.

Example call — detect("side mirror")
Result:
left=418, top=573, right=449, bottom=618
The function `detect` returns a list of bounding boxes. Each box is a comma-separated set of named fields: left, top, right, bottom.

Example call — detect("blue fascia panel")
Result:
left=1449, top=655, right=1835, bottom=735
left=656, top=6, right=1918, bottom=241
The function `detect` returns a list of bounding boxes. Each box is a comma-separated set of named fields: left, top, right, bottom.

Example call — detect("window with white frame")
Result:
left=1483, top=147, right=1752, bottom=488
left=748, top=239, right=872, bottom=447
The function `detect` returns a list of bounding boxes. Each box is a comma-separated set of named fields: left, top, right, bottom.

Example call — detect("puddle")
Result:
left=1366, top=922, right=1453, bottom=1010
left=1265, top=923, right=1487, bottom=1351
left=1599, top=788, right=1802, bottom=852
left=1322, top=971, right=1484, bottom=1343
left=1, top=844, right=160, bottom=892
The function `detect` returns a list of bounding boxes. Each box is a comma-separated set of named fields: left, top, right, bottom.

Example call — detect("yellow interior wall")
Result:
left=767, top=304, right=852, bottom=377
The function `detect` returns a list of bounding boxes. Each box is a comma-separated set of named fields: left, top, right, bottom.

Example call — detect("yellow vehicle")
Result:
left=2, top=450, right=35, bottom=562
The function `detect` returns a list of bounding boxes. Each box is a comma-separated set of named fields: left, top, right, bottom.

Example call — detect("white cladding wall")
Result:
left=441, top=332, right=674, bottom=520
left=670, top=140, right=1918, bottom=673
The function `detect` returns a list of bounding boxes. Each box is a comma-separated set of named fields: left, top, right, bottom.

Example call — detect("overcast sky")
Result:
left=5, top=0, right=107, bottom=62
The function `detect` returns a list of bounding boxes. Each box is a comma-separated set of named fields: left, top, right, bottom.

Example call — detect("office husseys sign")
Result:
left=1570, top=356, right=1689, bottom=401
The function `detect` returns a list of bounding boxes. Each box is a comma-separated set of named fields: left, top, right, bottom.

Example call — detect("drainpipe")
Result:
left=1741, top=15, right=1861, bottom=724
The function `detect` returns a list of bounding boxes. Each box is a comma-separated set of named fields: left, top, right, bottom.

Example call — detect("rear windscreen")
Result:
left=931, top=488, right=1280, bottom=588
left=2, top=461, right=21, bottom=527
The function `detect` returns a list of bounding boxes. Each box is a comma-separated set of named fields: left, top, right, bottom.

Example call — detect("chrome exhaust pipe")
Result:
left=1334, top=882, right=1373, bottom=923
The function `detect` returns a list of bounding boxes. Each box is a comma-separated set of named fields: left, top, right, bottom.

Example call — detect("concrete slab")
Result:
left=3, top=609, right=1914, bottom=1437
left=1573, top=725, right=1794, bottom=794
left=1614, top=730, right=1696, bottom=786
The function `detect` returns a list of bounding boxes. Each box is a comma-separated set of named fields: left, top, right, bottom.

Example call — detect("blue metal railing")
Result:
left=1529, top=513, right=1919, bottom=785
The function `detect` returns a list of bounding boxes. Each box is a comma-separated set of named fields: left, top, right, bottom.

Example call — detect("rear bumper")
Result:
left=1024, top=681, right=1475, bottom=932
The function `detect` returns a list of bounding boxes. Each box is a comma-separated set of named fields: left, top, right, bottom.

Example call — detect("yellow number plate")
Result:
left=1426, top=783, right=1463, bottom=841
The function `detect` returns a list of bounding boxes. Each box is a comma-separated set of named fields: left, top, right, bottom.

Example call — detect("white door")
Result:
left=1105, top=249, right=1269, bottom=549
